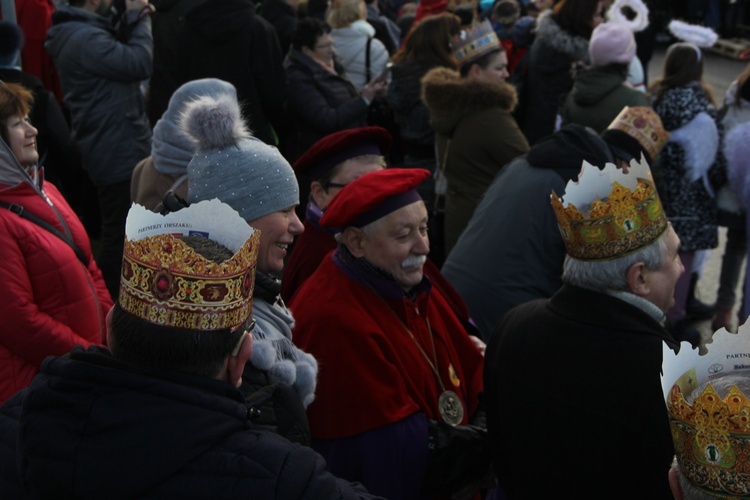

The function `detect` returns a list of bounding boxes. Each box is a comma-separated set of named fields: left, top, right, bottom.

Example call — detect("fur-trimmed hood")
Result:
left=421, top=67, right=518, bottom=135
left=532, top=10, right=590, bottom=68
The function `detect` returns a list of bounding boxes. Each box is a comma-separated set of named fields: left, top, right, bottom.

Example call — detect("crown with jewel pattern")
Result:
left=451, top=20, right=501, bottom=67
left=119, top=200, right=259, bottom=331
left=606, top=106, right=670, bottom=163
left=662, top=320, right=750, bottom=497
left=550, top=155, right=668, bottom=261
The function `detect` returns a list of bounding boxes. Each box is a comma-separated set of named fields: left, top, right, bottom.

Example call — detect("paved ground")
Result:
left=647, top=43, right=749, bottom=348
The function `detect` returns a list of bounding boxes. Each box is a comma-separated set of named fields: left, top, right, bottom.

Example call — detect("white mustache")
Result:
left=401, top=255, right=427, bottom=269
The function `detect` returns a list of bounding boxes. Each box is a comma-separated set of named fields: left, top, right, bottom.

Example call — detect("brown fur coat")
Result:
left=421, top=67, right=529, bottom=256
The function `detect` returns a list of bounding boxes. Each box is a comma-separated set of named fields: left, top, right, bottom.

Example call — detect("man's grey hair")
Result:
left=562, top=233, right=669, bottom=293
left=334, top=216, right=386, bottom=245
left=672, top=374, right=750, bottom=499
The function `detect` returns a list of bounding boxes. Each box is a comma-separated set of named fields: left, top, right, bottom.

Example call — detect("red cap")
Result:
left=293, top=126, right=392, bottom=179
left=320, top=168, right=431, bottom=228
left=414, top=0, right=449, bottom=25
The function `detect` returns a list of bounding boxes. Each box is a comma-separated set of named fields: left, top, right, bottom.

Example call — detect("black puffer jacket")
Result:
left=283, top=49, right=368, bottom=160
left=521, top=10, right=590, bottom=145
left=0, top=346, right=378, bottom=499
left=387, top=60, right=436, bottom=150
left=149, top=0, right=287, bottom=146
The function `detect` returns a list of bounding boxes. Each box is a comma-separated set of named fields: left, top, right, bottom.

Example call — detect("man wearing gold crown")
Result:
left=0, top=200, right=378, bottom=498
left=485, top=156, right=683, bottom=498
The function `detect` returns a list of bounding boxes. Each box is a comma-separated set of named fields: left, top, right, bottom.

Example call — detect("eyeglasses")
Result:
left=326, top=181, right=348, bottom=189
left=315, top=43, right=334, bottom=51
left=231, top=318, right=256, bottom=357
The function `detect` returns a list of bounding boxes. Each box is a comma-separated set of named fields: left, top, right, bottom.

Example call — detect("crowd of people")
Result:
left=2, top=0, right=750, bottom=498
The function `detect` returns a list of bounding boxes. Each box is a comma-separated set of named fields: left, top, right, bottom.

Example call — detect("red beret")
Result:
left=320, top=168, right=431, bottom=228
left=292, top=126, right=392, bottom=179
left=414, top=0, right=449, bottom=24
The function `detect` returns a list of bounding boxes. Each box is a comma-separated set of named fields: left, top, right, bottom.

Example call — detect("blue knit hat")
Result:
left=183, top=94, right=299, bottom=222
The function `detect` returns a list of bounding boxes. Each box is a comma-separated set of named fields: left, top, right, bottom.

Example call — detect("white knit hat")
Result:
left=589, top=22, right=637, bottom=67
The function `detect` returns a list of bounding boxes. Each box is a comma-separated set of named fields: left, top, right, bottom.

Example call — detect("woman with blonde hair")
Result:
left=327, top=0, right=389, bottom=90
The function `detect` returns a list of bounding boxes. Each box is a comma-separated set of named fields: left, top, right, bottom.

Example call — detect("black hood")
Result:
left=527, top=124, right=614, bottom=182
left=16, top=347, right=250, bottom=498
left=186, top=0, right=257, bottom=43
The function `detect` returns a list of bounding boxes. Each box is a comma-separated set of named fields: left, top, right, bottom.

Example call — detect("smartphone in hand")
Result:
left=378, top=62, right=393, bottom=82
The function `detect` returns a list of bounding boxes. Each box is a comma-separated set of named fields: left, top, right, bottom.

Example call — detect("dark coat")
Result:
left=148, top=0, right=287, bottom=146
left=45, top=6, right=152, bottom=186
left=442, top=124, right=613, bottom=339
left=0, top=346, right=378, bottom=499
left=283, top=49, right=368, bottom=160
left=387, top=59, right=437, bottom=153
left=560, top=65, right=650, bottom=133
left=485, top=284, right=678, bottom=499
left=521, top=10, right=590, bottom=145
left=259, top=0, right=297, bottom=57
left=422, top=67, right=529, bottom=257
left=652, top=84, right=725, bottom=252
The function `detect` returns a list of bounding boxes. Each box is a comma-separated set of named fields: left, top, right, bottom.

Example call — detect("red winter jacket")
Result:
left=0, top=181, right=112, bottom=404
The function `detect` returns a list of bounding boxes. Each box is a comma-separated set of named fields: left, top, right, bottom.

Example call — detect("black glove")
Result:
left=422, top=419, right=494, bottom=496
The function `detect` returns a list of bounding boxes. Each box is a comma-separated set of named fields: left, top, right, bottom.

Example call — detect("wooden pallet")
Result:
left=708, top=38, right=750, bottom=60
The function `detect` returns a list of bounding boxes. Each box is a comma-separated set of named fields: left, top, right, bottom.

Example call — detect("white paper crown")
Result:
left=550, top=155, right=668, bottom=260
left=662, top=319, right=750, bottom=497
left=119, top=199, right=259, bottom=331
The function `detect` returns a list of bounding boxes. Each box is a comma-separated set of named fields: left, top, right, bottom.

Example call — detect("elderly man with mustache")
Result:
left=290, top=168, right=488, bottom=500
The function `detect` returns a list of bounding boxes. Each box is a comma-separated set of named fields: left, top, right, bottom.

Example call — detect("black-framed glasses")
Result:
left=326, top=182, right=348, bottom=189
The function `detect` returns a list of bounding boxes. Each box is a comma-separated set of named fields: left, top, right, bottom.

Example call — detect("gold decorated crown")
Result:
left=550, top=156, right=668, bottom=261
left=451, top=20, right=501, bottom=67
left=607, top=106, right=670, bottom=162
left=119, top=200, right=260, bottom=331
left=662, top=320, right=750, bottom=497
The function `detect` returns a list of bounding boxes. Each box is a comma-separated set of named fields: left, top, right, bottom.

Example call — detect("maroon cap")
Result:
left=293, top=126, right=392, bottom=179
left=414, top=0, right=449, bottom=25
left=320, top=168, right=431, bottom=228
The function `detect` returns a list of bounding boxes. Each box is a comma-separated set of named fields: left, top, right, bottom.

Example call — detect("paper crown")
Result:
left=451, top=20, right=501, bottom=67
left=662, top=320, right=750, bottom=497
left=119, top=200, right=260, bottom=331
left=550, top=156, right=668, bottom=261
left=606, top=106, right=670, bottom=162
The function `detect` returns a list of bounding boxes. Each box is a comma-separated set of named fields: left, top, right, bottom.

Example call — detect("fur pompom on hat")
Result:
left=589, top=22, right=636, bottom=67
left=184, top=95, right=299, bottom=222
left=181, top=93, right=250, bottom=149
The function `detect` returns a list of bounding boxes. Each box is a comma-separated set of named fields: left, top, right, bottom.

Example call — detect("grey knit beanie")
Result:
left=183, top=94, right=299, bottom=222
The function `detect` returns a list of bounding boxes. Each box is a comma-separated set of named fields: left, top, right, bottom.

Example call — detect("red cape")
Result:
left=290, top=255, right=483, bottom=439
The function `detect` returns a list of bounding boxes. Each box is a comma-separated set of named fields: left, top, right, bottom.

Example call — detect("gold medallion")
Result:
left=438, top=390, right=464, bottom=426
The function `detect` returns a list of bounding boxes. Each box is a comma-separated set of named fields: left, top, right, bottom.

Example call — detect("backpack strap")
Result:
left=0, top=201, right=88, bottom=266
left=365, top=37, right=372, bottom=82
